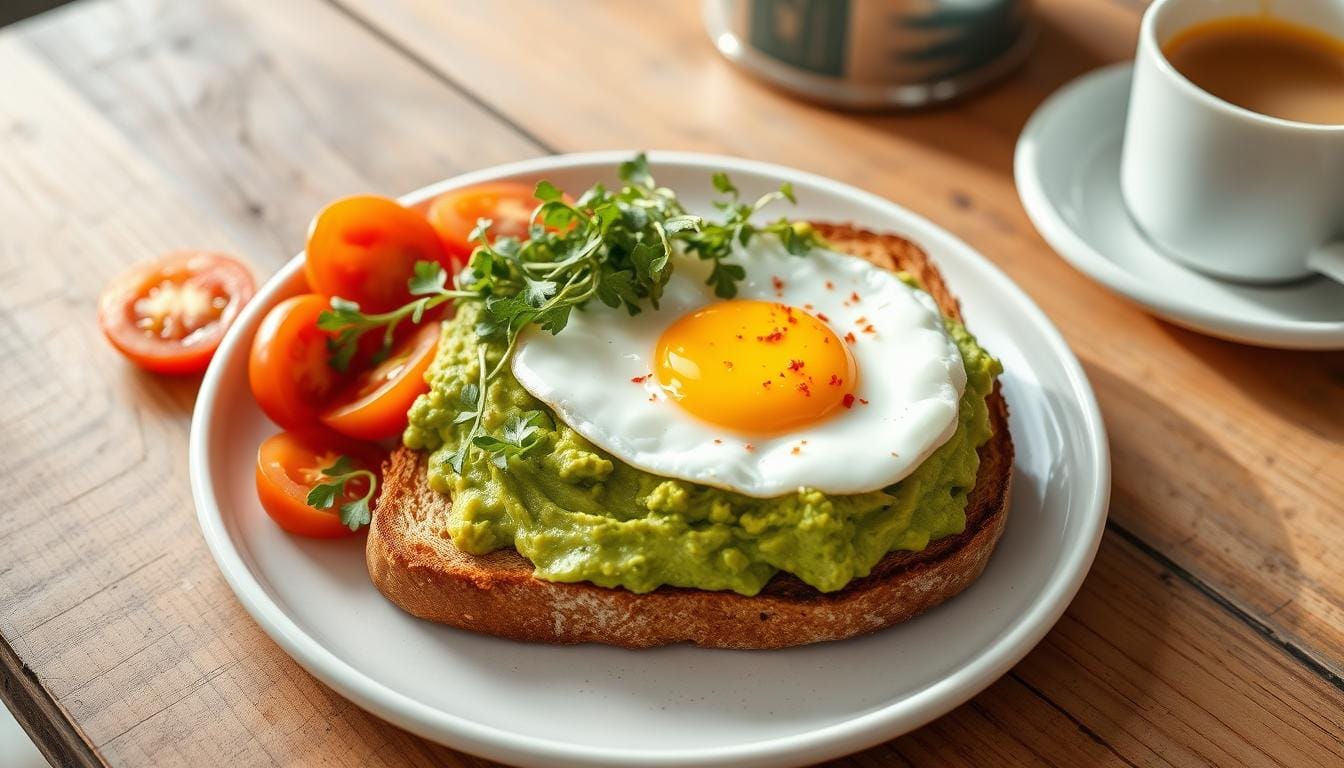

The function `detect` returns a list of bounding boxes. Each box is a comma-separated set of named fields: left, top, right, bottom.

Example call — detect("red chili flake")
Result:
left=825, top=280, right=834, bottom=290
left=855, top=315, right=867, bottom=324
left=862, top=324, right=876, bottom=334
left=771, top=276, right=785, bottom=294
left=786, top=314, right=798, bottom=325
left=630, top=375, right=648, bottom=384
left=735, top=334, right=744, bottom=340
left=744, top=443, right=755, bottom=452
left=788, top=359, right=805, bottom=372
left=797, top=382, right=811, bottom=397
left=859, top=398, right=870, bottom=405
left=804, top=303, right=814, bottom=311
left=842, top=393, right=856, bottom=409
left=723, top=360, right=734, bottom=369
left=756, top=330, right=786, bottom=343
left=828, top=374, right=842, bottom=386
left=762, top=380, right=772, bottom=389
left=817, top=312, right=830, bottom=322
left=713, top=438, right=723, bottom=445
left=844, top=331, right=857, bottom=344
left=849, top=291, right=861, bottom=303
left=790, top=446, right=801, bottom=456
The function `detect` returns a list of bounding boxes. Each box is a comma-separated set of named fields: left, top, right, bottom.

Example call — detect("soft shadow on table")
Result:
left=1083, top=359, right=1286, bottom=550
left=839, top=363, right=1287, bottom=763
left=121, top=365, right=203, bottom=417
left=1160, top=324, right=1344, bottom=445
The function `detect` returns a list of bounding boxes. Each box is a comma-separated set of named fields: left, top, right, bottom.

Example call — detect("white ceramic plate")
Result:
left=1015, top=64, right=1344, bottom=350
left=190, top=151, right=1109, bottom=768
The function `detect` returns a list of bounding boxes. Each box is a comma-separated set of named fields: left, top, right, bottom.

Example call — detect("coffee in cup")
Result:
left=1120, top=0, right=1344, bottom=285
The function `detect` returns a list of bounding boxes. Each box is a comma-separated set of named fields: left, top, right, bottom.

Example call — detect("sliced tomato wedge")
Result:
left=426, top=181, right=548, bottom=261
left=255, top=429, right=383, bottom=538
left=248, top=294, right=345, bottom=430
left=97, top=251, right=254, bottom=374
left=320, top=321, right=440, bottom=440
left=304, top=195, right=453, bottom=313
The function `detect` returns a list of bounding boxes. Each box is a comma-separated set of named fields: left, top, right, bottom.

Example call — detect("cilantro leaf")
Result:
left=708, top=261, right=746, bottom=299
left=618, top=153, right=654, bottom=188
left=304, top=455, right=377, bottom=531
left=522, top=277, right=558, bottom=307
left=408, top=261, right=447, bottom=295
left=711, top=171, right=738, bottom=197
left=595, top=268, right=639, bottom=310
left=468, top=217, right=493, bottom=244
left=321, top=456, right=354, bottom=476
left=339, top=497, right=372, bottom=531
left=306, top=482, right=339, bottom=510
left=534, top=180, right=563, bottom=203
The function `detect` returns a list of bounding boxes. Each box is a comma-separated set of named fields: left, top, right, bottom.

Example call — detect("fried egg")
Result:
left=510, top=236, right=965, bottom=498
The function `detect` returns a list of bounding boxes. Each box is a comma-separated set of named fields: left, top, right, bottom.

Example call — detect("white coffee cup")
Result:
left=1120, top=0, right=1344, bottom=285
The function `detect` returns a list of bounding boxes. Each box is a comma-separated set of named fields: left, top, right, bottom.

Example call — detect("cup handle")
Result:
left=1308, top=241, right=1344, bottom=285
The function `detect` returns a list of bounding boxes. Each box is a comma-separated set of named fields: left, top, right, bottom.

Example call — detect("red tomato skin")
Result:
left=426, top=182, right=545, bottom=262
left=304, top=195, right=452, bottom=313
left=248, top=294, right=343, bottom=430
left=255, top=429, right=383, bottom=538
left=319, top=321, right=440, bottom=440
left=97, top=252, right=254, bottom=375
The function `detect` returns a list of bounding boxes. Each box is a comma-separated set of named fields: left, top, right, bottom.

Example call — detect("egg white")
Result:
left=510, top=236, right=966, bottom=498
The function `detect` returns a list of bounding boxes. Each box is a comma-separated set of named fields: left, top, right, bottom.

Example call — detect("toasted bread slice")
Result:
left=366, top=223, right=1013, bottom=649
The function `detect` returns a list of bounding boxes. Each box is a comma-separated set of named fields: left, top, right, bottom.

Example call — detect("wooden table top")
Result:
left=1, top=1, right=1341, bottom=765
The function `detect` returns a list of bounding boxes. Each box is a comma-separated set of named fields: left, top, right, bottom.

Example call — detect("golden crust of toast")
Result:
left=366, top=223, right=1013, bottom=648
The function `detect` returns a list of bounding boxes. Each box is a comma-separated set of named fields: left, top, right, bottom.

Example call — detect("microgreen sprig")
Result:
left=317, top=262, right=477, bottom=372
left=313, top=153, right=822, bottom=481
left=305, top=456, right=377, bottom=531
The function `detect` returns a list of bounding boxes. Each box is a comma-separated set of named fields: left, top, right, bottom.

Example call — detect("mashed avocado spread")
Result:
left=404, top=300, right=1000, bottom=596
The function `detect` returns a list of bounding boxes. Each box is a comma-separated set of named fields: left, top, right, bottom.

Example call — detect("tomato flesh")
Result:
left=427, top=182, right=548, bottom=262
left=98, top=252, right=254, bottom=374
left=249, top=294, right=345, bottom=430
left=304, top=195, right=453, bottom=313
left=321, top=321, right=440, bottom=440
left=256, top=430, right=383, bottom=538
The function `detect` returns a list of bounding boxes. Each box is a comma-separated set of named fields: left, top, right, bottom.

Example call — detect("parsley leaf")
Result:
left=304, top=455, right=378, bottom=531
left=711, top=171, right=738, bottom=197
left=522, top=277, right=558, bottom=307
left=472, top=410, right=548, bottom=469
left=339, top=497, right=372, bottom=530
left=408, top=261, right=447, bottom=295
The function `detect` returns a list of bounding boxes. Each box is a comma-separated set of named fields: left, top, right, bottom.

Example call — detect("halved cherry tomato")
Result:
left=304, top=196, right=452, bottom=313
left=426, top=182, right=549, bottom=262
left=97, top=251, right=254, bottom=375
left=256, top=429, right=383, bottom=538
left=320, top=321, right=441, bottom=440
left=249, top=294, right=345, bottom=430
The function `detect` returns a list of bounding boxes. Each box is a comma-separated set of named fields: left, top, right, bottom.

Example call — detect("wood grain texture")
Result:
left=0, top=0, right=1340, bottom=766
left=335, top=0, right=1344, bottom=680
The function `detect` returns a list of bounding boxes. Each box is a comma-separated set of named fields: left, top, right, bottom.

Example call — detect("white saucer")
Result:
left=1015, top=64, right=1344, bottom=350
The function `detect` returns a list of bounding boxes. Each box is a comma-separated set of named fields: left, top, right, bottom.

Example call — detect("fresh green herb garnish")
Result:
left=304, top=455, right=377, bottom=531
left=315, top=153, right=821, bottom=482
left=472, top=409, right=549, bottom=469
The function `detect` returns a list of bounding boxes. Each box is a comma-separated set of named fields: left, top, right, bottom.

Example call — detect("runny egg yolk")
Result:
left=655, top=300, right=856, bottom=434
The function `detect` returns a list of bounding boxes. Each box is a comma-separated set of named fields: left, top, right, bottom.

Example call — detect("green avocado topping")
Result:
left=404, top=300, right=1000, bottom=597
